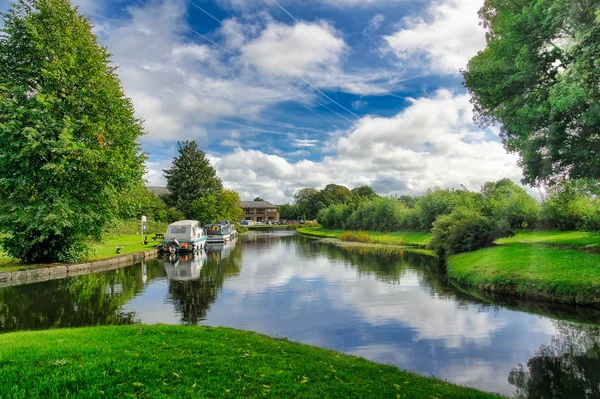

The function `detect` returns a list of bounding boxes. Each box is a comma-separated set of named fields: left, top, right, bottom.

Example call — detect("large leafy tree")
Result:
left=163, top=141, right=222, bottom=218
left=462, top=0, right=600, bottom=186
left=0, top=0, right=146, bottom=263
left=294, top=188, right=324, bottom=220
left=319, top=184, right=356, bottom=207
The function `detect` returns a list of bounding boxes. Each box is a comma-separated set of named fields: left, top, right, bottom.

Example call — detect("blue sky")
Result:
left=1, top=0, right=526, bottom=203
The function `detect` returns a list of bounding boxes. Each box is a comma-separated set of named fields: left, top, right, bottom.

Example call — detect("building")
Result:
left=241, top=200, right=280, bottom=223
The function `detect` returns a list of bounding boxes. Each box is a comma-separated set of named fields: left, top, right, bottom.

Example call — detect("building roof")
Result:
left=147, top=186, right=169, bottom=197
left=241, top=200, right=277, bottom=209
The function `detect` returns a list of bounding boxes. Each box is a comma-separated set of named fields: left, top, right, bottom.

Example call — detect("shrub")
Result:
left=428, top=208, right=512, bottom=257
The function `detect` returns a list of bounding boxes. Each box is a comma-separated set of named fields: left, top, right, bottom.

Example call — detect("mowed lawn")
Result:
left=0, top=325, right=502, bottom=399
left=448, top=230, right=600, bottom=304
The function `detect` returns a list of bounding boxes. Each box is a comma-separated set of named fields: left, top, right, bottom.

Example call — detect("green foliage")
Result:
left=163, top=141, right=222, bottom=219
left=351, top=185, right=378, bottom=200
left=190, top=189, right=242, bottom=225
left=346, top=197, right=408, bottom=232
left=428, top=207, right=511, bottom=257
left=482, top=178, right=540, bottom=229
left=118, top=185, right=172, bottom=223
left=278, top=203, right=302, bottom=220
left=416, top=188, right=485, bottom=231
left=294, top=188, right=324, bottom=220
left=317, top=203, right=354, bottom=229
left=0, top=0, right=146, bottom=263
left=462, top=0, right=600, bottom=186
left=541, top=181, right=600, bottom=231
left=320, top=184, right=356, bottom=207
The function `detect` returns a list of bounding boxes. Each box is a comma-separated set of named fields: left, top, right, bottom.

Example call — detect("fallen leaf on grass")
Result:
left=263, top=385, right=271, bottom=389
left=132, top=382, right=144, bottom=388
left=393, top=384, right=401, bottom=390
left=173, top=373, right=180, bottom=379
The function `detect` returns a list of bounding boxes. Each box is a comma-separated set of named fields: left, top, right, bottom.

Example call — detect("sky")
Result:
left=0, top=0, right=528, bottom=203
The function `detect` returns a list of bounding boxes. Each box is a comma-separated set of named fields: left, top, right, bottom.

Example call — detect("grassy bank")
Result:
left=297, top=227, right=431, bottom=247
left=0, top=325, right=500, bottom=399
left=0, top=234, right=160, bottom=273
left=448, top=231, right=600, bottom=306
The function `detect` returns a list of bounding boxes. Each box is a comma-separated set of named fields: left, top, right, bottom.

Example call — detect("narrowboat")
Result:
left=205, top=222, right=231, bottom=244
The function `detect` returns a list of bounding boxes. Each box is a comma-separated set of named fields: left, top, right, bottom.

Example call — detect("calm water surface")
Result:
left=1, top=232, right=599, bottom=398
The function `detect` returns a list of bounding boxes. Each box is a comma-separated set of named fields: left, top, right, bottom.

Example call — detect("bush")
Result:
left=317, top=204, right=354, bottom=229
left=345, top=197, right=407, bottom=232
left=428, top=208, right=512, bottom=257
left=540, top=182, right=600, bottom=231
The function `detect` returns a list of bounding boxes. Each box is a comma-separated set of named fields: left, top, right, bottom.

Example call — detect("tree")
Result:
left=352, top=185, right=378, bottom=201
left=462, top=1, right=600, bottom=186
left=294, top=188, right=324, bottom=220
left=0, top=0, right=146, bottom=263
left=278, top=203, right=302, bottom=220
left=163, top=141, right=222, bottom=218
left=319, top=184, right=356, bottom=207
left=481, top=178, right=540, bottom=229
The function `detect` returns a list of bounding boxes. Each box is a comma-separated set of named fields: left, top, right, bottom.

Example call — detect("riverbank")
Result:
left=447, top=231, right=600, bottom=306
left=0, top=234, right=159, bottom=273
left=297, top=227, right=432, bottom=247
left=247, top=224, right=300, bottom=231
left=0, top=325, right=501, bottom=398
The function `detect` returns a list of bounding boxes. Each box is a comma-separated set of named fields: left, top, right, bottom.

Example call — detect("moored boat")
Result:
left=158, top=220, right=207, bottom=253
left=205, top=222, right=231, bottom=244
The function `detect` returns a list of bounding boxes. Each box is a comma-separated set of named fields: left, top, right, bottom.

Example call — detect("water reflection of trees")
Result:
left=509, top=321, right=600, bottom=399
left=167, top=241, right=242, bottom=324
left=296, top=237, right=600, bottom=325
left=0, top=261, right=166, bottom=333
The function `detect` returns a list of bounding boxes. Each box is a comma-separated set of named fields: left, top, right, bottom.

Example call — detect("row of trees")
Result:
left=278, top=184, right=378, bottom=221
left=316, top=179, right=600, bottom=257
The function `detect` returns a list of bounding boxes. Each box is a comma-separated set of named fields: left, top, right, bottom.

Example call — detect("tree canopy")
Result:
left=163, top=141, right=242, bottom=224
left=0, top=0, right=146, bottom=262
left=462, top=0, right=600, bottom=186
left=163, top=141, right=222, bottom=219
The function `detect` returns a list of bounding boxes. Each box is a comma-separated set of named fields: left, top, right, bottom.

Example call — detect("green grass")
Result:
left=496, top=230, right=600, bottom=251
left=0, top=325, right=501, bottom=399
left=0, top=234, right=159, bottom=273
left=297, top=227, right=431, bottom=247
left=448, top=243, right=600, bottom=305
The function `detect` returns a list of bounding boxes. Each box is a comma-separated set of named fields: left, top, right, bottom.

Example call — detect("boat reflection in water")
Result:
left=206, top=238, right=238, bottom=263
left=163, top=251, right=208, bottom=281
left=163, top=238, right=239, bottom=281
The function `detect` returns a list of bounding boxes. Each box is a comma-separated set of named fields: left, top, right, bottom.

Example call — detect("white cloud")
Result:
left=363, top=14, right=385, bottom=35
left=95, top=0, right=303, bottom=143
left=384, top=0, right=486, bottom=74
left=292, top=139, right=319, bottom=148
left=199, top=90, right=524, bottom=203
left=352, top=100, right=368, bottom=110
left=241, top=21, right=346, bottom=78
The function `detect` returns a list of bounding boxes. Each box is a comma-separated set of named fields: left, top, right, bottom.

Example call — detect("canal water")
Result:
left=1, top=231, right=599, bottom=398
